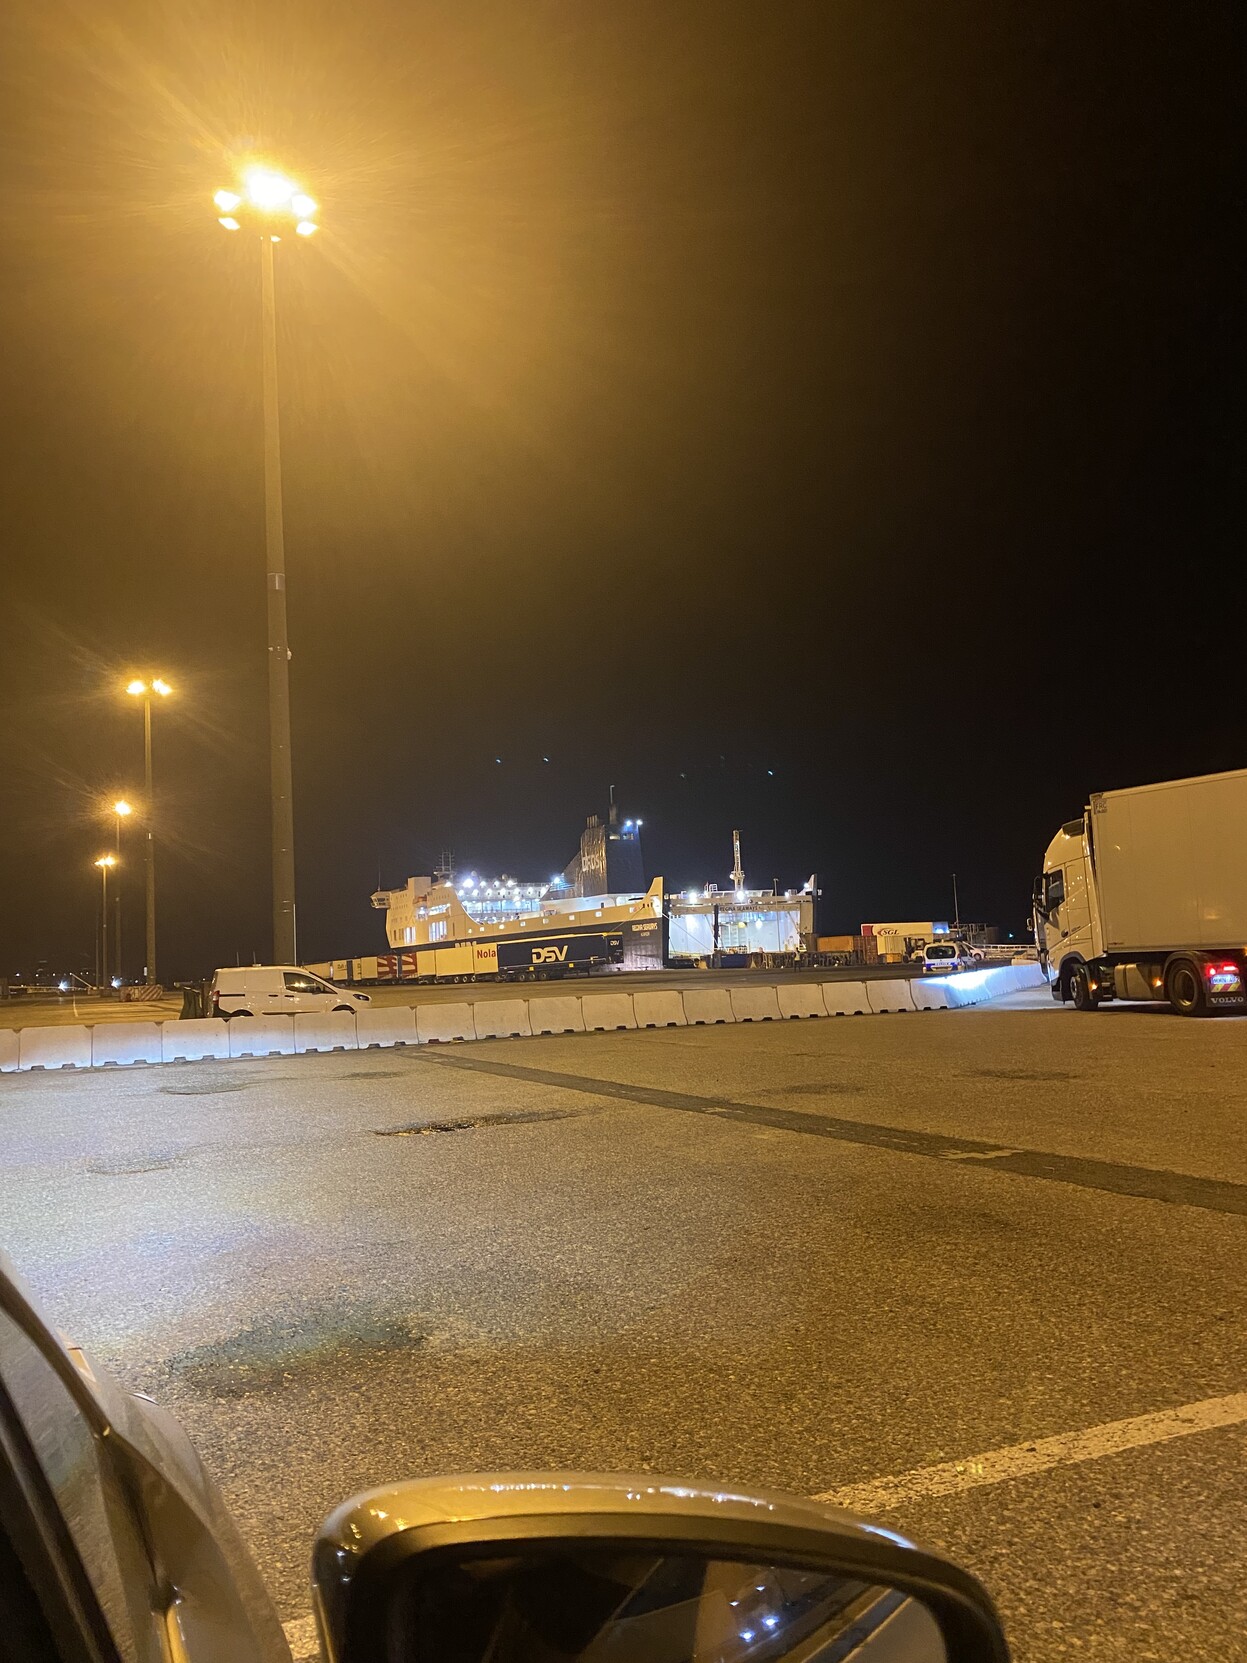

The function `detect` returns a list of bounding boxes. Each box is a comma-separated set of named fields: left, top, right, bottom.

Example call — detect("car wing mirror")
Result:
left=311, top=1471, right=1010, bottom=1663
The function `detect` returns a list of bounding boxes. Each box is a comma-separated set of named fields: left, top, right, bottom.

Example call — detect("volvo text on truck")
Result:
left=1033, top=767, right=1247, bottom=1016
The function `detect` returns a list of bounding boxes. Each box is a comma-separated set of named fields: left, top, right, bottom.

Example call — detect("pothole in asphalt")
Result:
left=170, top=1309, right=423, bottom=1398
left=85, top=1151, right=185, bottom=1175
left=761, top=1081, right=864, bottom=1098
left=160, top=1081, right=250, bottom=1096
left=967, top=1068, right=1078, bottom=1082
left=375, top=1108, right=583, bottom=1136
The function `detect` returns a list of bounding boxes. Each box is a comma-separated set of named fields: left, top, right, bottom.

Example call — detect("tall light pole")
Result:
left=94, top=856, right=117, bottom=992
left=215, top=167, right=319, bottom=964
left=125, top=678, right=172, bottom=983
left=112, top=799, right=132, bottom=982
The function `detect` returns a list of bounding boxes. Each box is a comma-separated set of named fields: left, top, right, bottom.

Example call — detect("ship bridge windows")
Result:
left=429, top=920, right=448, bottom=941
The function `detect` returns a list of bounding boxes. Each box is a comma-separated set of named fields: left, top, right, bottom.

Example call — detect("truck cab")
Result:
left=1033, top=817, right=1100, bottom=996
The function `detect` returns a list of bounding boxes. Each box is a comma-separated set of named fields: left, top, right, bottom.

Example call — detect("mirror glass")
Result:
left=379, top=1546, right=947, bottom=1663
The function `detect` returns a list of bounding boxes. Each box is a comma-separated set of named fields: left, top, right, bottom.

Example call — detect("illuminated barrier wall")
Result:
left=91, top=1022, right=163, bottom=1066
left=865, top=979, right=917, bottom=1014
left=6, top=966, right=1049, bottom=1071
left=529, top=996, right=587, bottom=1035
left=294, top=1012, right=359, bottom=1054
left=776, top=984, right=825, bottom=1019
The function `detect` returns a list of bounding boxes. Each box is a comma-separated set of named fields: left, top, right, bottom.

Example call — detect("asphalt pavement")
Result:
left=2, top=991, right=1244, bottom=1661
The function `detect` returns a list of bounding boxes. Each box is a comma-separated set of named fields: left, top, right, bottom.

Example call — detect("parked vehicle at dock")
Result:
left=1034, top=767, right=1247, bottom=1016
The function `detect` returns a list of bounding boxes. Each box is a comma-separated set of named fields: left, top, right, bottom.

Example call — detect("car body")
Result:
left=211, top=965, right=372, bottom=1019
left=0, top=1254, right=290, bottom=1662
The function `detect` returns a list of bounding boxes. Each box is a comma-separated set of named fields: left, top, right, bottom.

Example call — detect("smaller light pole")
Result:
left=125, top=678, right=172, bottom=983
left=112, top=800, right=133, bottom=981
left=94, top=856, right=117, bottom=993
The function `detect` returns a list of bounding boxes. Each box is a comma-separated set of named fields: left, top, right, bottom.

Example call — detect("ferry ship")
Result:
left=367, top=809, right=666, bottom=982
left=303, top=810, right=817, bottom=987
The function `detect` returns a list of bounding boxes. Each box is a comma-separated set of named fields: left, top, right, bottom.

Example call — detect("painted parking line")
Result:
left=813, top=1389, right=1247, bottom=1513
left=280, top=1389, right=1247, bottom=1658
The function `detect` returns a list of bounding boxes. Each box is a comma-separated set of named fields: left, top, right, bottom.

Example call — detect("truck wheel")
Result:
left=1070, top=963, right=1101, bottom=1011
left=1164, top=958, right=1207, bottom=1017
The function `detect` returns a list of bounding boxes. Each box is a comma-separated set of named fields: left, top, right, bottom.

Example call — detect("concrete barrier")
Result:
left=162, top=1019, right=230, bottom=1062
left=294, top=1012, right=359, bottom=1054
left=633, top=990, right=687, bottom=1028
left=909, top=978, right=955, bottom=1011
left=528, top=997, right=586, bottom=1036
left=416, top=1002, right=475, bottom=1044
left=91, top=1022, right=163, bottom=1066
left=227, top=1016, right=295, bottom=1058
left=472, top=999, right=533, bottom=1040
left=729, top=985, right=783, bottom=1022
left=682, top=987, right=735, bottom=1026
left=820, top=981, right=870, bottom=1016
left=866, top=979, right=916, bottom=1014
left=3, top=962, right=1057, bottom=1079
left=356, top=1005, right=417, bottom=1048
left=19, top=1025, right=91, bottom=1070
left=580, top=993, right=637, bottom=1032
left=777, top=984, right=826, bottom=1019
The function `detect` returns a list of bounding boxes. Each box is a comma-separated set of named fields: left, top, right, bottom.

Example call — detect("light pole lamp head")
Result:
left=94, top=855, right=118, bottom=870
left=125, top=677, right=172, bottom=697
left=215, top=168, right=319, bottom=236
left=113, top=800, right=133, bottom=818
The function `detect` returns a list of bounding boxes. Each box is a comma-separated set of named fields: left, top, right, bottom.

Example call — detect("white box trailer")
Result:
left=1034, top=767, right=1247, bottom=1015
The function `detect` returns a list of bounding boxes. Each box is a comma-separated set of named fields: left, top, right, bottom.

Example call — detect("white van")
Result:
left=210, top=965, right=372, bottom=1019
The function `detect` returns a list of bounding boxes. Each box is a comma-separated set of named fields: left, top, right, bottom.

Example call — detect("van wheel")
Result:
left=1165, top=958, right=1207, bottom=1017
left=1070, top=964, right=1100, bottom=1011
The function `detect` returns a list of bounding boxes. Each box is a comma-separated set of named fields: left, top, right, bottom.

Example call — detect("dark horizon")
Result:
left=2, top=1, right=1244, bottom=979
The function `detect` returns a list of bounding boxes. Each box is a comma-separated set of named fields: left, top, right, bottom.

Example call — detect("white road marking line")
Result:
left=279, top=1391, right=1247, bottom=1656
left=813, top=1389, right=1247, bottom=1513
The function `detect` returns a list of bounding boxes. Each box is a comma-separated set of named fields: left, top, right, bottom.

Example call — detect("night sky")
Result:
left=2, top=1, right=1243, bottom=978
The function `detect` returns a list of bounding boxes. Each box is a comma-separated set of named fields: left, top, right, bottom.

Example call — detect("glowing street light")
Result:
left=213, top=166, right=319, bottom=238
left=125, top=677, right=173, bottom=984
left=211, top=166, right=321, bottom=962
left=109, top=800, right=133, bottom=981
left=93, top=854, right=118, bottom=992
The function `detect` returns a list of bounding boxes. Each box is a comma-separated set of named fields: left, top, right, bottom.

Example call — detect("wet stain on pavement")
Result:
left=171, top=1309, right=422, bottom=1398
